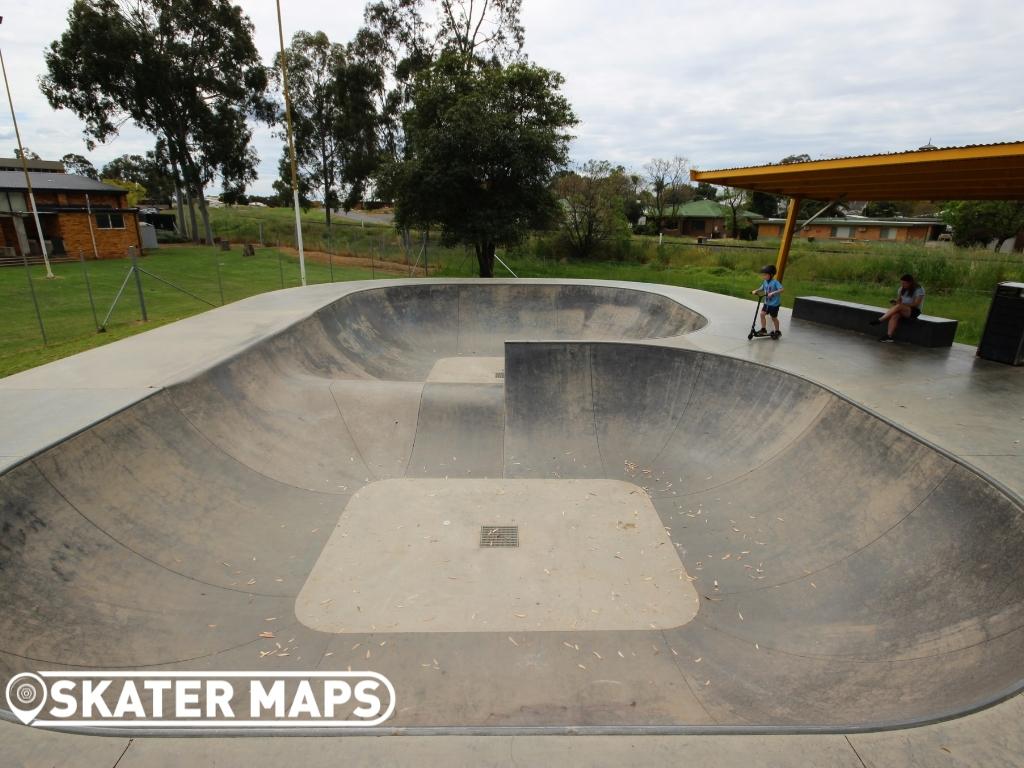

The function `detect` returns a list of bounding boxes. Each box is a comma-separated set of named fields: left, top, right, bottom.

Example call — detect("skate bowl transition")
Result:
left=1, top=281, right=1022, bottom=733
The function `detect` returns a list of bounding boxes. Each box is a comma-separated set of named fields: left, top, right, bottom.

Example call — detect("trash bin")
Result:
left=977, top=282, right=1024, bottom=365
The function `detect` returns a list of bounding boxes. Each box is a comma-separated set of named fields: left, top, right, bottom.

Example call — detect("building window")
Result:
left=831, top=225, right=853, bottom=238
left=96, top=213, right=125, bottom=230
left=879, top=227, right=897, bottom=240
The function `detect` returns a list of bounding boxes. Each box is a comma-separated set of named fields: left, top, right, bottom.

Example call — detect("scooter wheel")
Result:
left=747, top=332, right=754, bottom=340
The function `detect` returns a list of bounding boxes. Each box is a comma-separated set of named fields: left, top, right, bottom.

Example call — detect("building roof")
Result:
left=656, top=199, right=727, bottom=218
left=690, top=141, right=1024, bottom=201
left=678, top=199, right=726, bottom=218
left=656, top=200, right=761, bottom=220
left=0, top=157, right=66, bottom=173
left=0, top=170, right=126, bottom=195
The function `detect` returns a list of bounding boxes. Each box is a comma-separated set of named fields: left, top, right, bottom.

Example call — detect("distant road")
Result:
left=334, top=208, right=394, bottom=226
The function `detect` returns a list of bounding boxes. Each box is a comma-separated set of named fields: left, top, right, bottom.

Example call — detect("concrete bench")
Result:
left=792, top=296, right=957, bottom=347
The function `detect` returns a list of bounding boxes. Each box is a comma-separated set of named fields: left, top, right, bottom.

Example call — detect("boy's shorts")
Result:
left=763, top=304, right=780, bottom=317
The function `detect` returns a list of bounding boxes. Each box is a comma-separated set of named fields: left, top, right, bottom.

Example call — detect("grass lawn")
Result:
left=205, top=205, right=461, bottom=267
left=4, top=213, right=1021, bottom=378
left=0, top=245, right=378, bottom=378
left=435, top=239, right=1024, bottom=346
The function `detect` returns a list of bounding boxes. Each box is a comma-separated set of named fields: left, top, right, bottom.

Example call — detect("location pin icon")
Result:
left=5, top=673, right=48, bottom=725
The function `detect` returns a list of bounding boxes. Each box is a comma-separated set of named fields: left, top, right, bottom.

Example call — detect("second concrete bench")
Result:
left=792, top=296, right=957, bottom=347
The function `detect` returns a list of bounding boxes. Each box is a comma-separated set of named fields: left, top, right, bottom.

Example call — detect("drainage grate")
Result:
left=495, top=371, right=505, bottom=379
left=480, top=525, right=518, bottom=548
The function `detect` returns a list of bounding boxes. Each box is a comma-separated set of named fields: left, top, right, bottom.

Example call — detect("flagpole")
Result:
left=275, top=0, right=306, bottom=286
left=0, top=19, right=55, bottom=278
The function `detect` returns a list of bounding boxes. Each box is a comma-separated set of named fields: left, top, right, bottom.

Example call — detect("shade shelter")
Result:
left=690, top=141, right=1024, bottom=277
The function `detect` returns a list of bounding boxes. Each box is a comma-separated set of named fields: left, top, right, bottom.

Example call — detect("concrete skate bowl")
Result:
left=1, top=281, right=1022, bottom=734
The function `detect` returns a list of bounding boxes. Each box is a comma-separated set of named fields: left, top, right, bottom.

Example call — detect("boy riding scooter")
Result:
left=750, top=264, right=784, bottom=340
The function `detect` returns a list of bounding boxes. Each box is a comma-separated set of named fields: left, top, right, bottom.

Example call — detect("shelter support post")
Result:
left=775, top=196, right=803, bottom=280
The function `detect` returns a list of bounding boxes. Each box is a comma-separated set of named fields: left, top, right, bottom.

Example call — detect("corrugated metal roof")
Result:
left=0, top=171, right=126, bottom=194
left=690, top=141, right=1024, bottom=201
left=0, top=157, right=66, bottom=173
left=693, top=140, right=1024, bottom=174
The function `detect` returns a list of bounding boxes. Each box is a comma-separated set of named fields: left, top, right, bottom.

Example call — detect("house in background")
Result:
left=754, top=215, right=945, bottom=243
left=0, top=160, right=142, bottom=261
left=655, top=199, right=760, bottom=238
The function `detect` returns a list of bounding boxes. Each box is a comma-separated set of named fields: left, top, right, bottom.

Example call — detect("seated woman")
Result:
left=871, top=274, right=925, bottom=342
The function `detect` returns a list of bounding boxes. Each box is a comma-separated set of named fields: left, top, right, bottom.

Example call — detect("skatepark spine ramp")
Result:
left=0, top=282, right=1021, bottom=731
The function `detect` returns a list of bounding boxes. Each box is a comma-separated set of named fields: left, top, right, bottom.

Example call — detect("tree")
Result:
left=942, top=201, right=1024, bottom=249
left=622, top=171, right=648, bottom=226
left=749, top=191, right=780, bottom=218
left=61, top=152, right=98, bottom=179
left=357, top=0, right=527, bottom=202
left=862, top=200, right=921, bottom=218
left=720, top=187, right=749, bottom=238
left=276, top=31, right=346, bottom=225
left=101, top=178, right=146, bottom=207
left=41, top=0, right=272, bottom=244
left=13, top=147, right=41, bottom=160
left=390, top=52, right=576, bottom=277
left=556, top=161, right=631, bottom=259
left=664, top=184, right=695, bottom=207
left=644, top=156, right=689, bottom=227
left=101, top=151, right=176, bottom=204
left=693, top=181, right=718, bottom=201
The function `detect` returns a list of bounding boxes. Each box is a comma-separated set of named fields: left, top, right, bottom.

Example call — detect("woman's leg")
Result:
left=887, top=305, right=911, bottom=337
left=873, top=305, right=899, bottom=325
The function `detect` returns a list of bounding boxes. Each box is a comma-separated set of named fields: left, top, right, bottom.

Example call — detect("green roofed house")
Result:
left=652, top=199, right=759, bottom=238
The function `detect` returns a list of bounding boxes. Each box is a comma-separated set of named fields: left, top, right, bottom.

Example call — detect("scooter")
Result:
left=747, top=296, right=781, bottom=341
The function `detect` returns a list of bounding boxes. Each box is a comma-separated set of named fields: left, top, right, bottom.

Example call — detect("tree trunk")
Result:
left=197, top=194, right=213, bottom=245
left=475, top=240, right=495, bottom=278
left=169, top=156, right=187, bottom=239
left=323, top=155, right=332, bottom=228
left=173, top=182, right=187, bottom=238
left=185, top=187, right=199, bottom=244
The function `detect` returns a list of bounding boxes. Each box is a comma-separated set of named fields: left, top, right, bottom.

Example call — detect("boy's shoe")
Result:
left=878, top=336, right=895, bottom=343
left=752, top=328, right=769, bottom=337
left=770, top=331, right=781, bottom=340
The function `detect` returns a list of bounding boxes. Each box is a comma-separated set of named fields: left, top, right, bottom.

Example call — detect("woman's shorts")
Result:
left=909, top=307, right=921, bottom=319
left=763, top=304, right=780, bottom=318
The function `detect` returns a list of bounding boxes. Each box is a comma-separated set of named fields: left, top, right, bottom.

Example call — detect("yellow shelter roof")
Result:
left=690, top=142, right=1024, bottom=201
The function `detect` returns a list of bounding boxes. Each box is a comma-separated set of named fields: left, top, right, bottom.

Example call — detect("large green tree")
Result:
left=356, top=0, right=527, bottom=203
left=943, top=201, right=1024, bottom=249
left=389, top=52, right=575, bottom=276
left=60, top=152, right=98, bottom=179
left=41, top=0, right=271, bottom=244
left=101, top=151, right=177, bottom=205
left=556, top=161, right=632, bottom=260
left=275, top=31, right=382, bottom=225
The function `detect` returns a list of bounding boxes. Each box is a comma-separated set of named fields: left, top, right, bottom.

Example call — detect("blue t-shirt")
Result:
left=762, top=278, right=783, bottom=307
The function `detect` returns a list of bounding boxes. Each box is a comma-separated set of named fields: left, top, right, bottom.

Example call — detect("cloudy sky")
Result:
left=2, top=0, right=1022, bottom=195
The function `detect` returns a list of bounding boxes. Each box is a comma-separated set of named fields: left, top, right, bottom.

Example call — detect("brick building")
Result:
left=754, top=215, right=945, bottom=243
left=0, top=165, right=142, bottom=260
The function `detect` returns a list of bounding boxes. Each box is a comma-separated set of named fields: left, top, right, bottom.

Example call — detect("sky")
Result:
left=1, top=0, right=1022, bottom=196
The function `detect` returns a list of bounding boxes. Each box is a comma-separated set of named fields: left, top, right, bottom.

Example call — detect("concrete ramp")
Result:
left=1, top=282, right=1021, bottom=732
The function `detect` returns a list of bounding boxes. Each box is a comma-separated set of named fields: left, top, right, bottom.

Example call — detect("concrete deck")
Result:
left=0, top=278, right=1021, bottom=766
